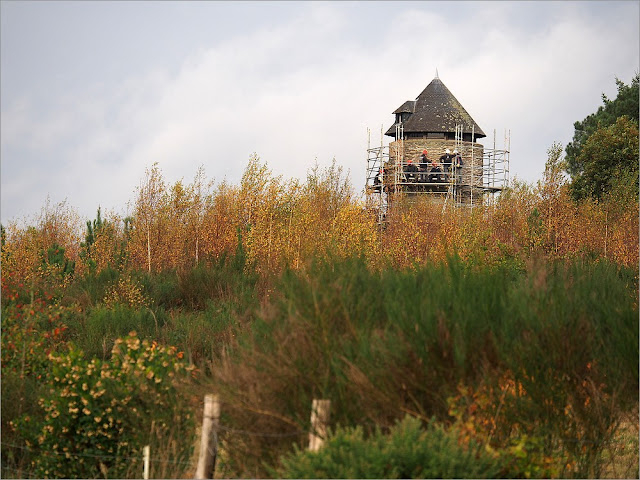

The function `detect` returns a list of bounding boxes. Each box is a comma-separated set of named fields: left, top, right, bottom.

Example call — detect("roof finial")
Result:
left=435, top=68, right=439, bottom=79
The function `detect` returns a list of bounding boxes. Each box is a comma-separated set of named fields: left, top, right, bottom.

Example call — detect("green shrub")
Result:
left=276, top=416, right=503, bottom=479
left=176, top=248, right=258, bottom=310
left=133, top=244, right=258, bottom=311
left=13, top=333, right=195, bottom=479
left=134, top=269, right=182, bottom=309
left=1, top=370, right=48, bottom=476
left=1, top=298, right=74, bottom=379
left=64, top=266, right=120, bottom=308
left=382, top=254, right=516, bottom=412
left=161, top=300, right=238, bottom=371
left=215, top=255, right=520, bottom=475
left=1, top=294, right=78, bottom=475
left=78, top=304, right=165, bottom=359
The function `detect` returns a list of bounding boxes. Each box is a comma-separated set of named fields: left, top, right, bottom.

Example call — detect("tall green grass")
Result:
left=70, top=304, right=165, bottom=359
left=161, top=300, right=238, bottom=373
left=214, top=255, right=638, bottom=477
left=133, top=242, right=258, bottom=310
left=60, top=265, right=120, bottom=308
left=496, top=258, right=639, bottom=477
left=66, top=243, right=258, bottom=366
left=4, top=248, right=635, bottom=478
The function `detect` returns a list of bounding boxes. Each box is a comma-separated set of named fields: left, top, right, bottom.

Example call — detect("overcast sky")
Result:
left=1, top=1, right=638, bottom=224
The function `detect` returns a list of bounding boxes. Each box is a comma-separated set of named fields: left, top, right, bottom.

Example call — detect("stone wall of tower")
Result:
left=388, top=138, right=484, bottom=204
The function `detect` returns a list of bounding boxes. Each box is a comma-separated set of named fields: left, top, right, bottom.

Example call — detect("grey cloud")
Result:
left=1, top=1, right=638, bottom=223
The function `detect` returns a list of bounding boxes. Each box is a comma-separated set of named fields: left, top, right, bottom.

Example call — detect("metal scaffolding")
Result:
left=481, top=128, right=511, bottom=207
left=365, top=123, right=510, bottom=222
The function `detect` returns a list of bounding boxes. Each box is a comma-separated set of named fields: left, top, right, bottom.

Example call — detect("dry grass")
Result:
left=601, top=407, right=639, bottom=479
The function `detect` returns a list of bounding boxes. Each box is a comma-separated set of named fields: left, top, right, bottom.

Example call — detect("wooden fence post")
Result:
left=142, top=445, right=150, bottom=480
left=308, top=399, right=331, bottom=452
left=195, top=394, right=220, bottom=479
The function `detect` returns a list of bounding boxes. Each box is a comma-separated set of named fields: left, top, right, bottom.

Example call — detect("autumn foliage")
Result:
left=3, top=148, right=636, bottom=286
left=1, top=147, right=638, bottom=478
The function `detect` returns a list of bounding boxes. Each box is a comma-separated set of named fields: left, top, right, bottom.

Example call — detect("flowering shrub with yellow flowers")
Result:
left=102, top=275, right=150, bottom=310
left=13, top=333, right=195, bottom=479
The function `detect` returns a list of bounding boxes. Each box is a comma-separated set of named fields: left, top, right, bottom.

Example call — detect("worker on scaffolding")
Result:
left=419, top=150, right=430, bottom=187
left=419, top=149, right=429, bottom=166
left=428, top=158, right=446, bottom=188
left=439, top=149, right=454, bottom=174
left=373, top=167, right=384, bottom=191
left=404, top=158, right=419, bottom=189
left=453, top=149, right=464, bottom=183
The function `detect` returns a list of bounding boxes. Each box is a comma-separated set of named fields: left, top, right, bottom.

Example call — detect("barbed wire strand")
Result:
left=2, top=427, right=625, bottom=473
left=1, top=464, right=39, bottom=479
left=0, top=441, right=193, bottom=466
left=216, top=423, right=306, bottom=438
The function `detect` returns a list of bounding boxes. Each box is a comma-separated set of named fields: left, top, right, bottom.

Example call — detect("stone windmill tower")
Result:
left=366, top=73, right=509, bottom=216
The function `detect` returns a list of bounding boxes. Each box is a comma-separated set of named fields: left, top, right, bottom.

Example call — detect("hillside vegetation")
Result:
left=2, top=75, right=639, bottom=478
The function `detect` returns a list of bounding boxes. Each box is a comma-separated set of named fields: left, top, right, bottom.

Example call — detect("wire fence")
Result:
left=216, top=423, right=306, bottom=438
left=0, top=401, right=314, bottom=479
left=0, top=440, right=194, bottom=479
left=2, top=398, right=636, bottom=479
left=1, top=441, right=195, bottom=465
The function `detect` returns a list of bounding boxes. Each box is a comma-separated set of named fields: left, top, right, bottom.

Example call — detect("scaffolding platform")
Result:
left=365, top=124, right=510, bottom=221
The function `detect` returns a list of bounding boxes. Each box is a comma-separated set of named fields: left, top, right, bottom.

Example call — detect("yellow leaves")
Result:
left=125, top=335, right=141, bottom=351
left=102, top=276, right=149, bottom=309
left=2, top=199, right=82, bottom=295
left=91, top=389, right=106, bottom=399
left=85, top=213, right=127, bottom=273
left=7, top=157, right=638, bottom=293
left=238, top=157, right=379, bottom=275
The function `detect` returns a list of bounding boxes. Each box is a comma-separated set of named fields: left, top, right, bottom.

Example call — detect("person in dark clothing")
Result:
left=420, top=149, right=429, bottom=166
left=453, top=150, right=463, bottom=168
left=373, top=167, right=384, bottom=191
left=453, top=149, right=464, bottom=183
left=428, top=159, right=445, bottom=184
left=419, top=150, right=430, bottom=185
left=404, top=159, right=419, bottom=184
left=439, top=149, right=454, bottom=173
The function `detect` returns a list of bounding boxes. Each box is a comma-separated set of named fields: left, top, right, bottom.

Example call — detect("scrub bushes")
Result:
left=214, top=255, right=638, bottom=477
left=276, top=416, right=504, bottom=479
left=493, top=258, right=639, bottom=477
left=12, top=334, right=195, bottom=479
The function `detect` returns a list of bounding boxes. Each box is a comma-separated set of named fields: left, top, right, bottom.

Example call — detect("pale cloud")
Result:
left=1, top=1, right=638, bottom=223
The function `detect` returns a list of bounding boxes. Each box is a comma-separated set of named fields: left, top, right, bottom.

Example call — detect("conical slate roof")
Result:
left=393, top=100, right=416, bottom=114
left=385, top=77, right=486, bottom=139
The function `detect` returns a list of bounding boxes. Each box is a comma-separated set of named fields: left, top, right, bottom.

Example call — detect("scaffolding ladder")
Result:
left=366, top=126, right=390, bottom=223
left=482, top=129, right=511, bottom=207
left=443, top=124, right=466, bottom=211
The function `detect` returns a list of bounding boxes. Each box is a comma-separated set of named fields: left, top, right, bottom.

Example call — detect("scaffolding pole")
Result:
left=364, top=123, right=510, bottom=222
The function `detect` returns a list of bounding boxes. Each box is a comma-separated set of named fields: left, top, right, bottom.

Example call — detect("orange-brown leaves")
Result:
left=5, top=149, right=638, bottom=288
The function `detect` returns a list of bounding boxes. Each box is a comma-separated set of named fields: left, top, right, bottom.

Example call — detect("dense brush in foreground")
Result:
left=213, top=255, right=638, bottom=478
